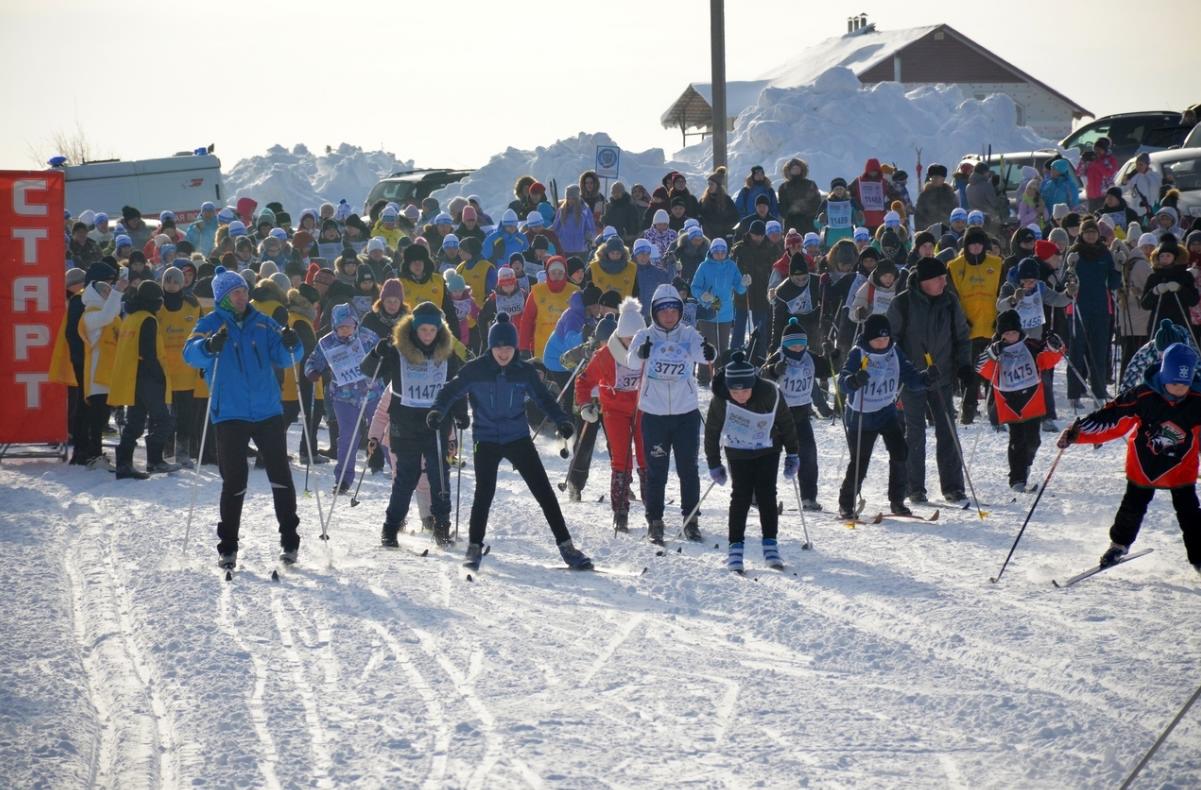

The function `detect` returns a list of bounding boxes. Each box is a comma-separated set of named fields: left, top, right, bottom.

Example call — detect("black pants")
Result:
left=468, top=437, right=570, bottom=547
left=566, top=416, right=600, bottom=491
left=386, top=426, right=450, bottom=527
left=1007, top=419, right=1041, bottom=486
left=170, top=390, right=194, bottom=458
left=1111, top=482, right=1201, bottom=566
left=728, top=451, right=780, bottom=544
left=1120, top=335, right=1147, bottom=379
left=83, top=394, right=111, bottom=462
left=215, top=416, right=299, bottom=555
left=839, top=411, right=907, bottom=511
left=1067, top=309, right=1111, bottom=401
left=960, top=338, right=990, bottom=419
left=901, top=384, right=963, bottom=498
left=116, top=380, right=173, bottom=468
left=788, top=405, right=819, bottom=501
left=68, top=385, right=87, bottom=463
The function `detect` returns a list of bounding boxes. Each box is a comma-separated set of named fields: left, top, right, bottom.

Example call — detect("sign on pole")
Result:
left=595, top=145, right=621, bottom=180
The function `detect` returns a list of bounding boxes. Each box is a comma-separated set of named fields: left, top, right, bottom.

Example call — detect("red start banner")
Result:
left=0, top=171, right=67, bottom=444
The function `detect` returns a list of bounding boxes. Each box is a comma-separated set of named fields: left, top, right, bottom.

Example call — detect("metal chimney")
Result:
left=847, top=17, right=854, bottom=33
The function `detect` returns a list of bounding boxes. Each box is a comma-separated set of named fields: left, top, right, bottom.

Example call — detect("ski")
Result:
left=840, top=512, right=884, bottom=528
left=884, top=509, right=940, bottom=522
left=1052, top=549, right=1153, bottom=588
left=541, top=564, right=647, bottom=577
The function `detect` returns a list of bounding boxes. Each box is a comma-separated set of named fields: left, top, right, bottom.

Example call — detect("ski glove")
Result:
left=557, top=421, right=574, bottom=440
left=454, top=413, right=470, bottom=430
left=702, top=340, right=717, bottom=362
left=638, top=337, right=653, bottom=359
left=579, top=400, right=600, bottom=423
left=741, top=273, right=753, bottom=287
left=367, top=438, right=379, bottom=454
left=372, top=338, right=391, bottom=358
left=1044, top=332, right=1065, bottom=352
left=924, top=362, right=940, bottom=383
left=986, top=341, right=1002, bottom=360
left=783, top=454, right=800, bottom=479
left=280, top=326, right=300, bottom=350
left=1057, top=420, right=1081, bottom=449
left=206, top=326, right=228, bottom=354
left=1154, top=281, right=1182, bottom=294
left=708, top=465, right=728, bottom=486
left=700, top=292, right=716, bottom=305
left=425, top=410, right=444, bottom=430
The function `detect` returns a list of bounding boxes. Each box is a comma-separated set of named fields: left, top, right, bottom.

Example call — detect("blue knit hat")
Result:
left=1159, top=343, right=1198, bottom=387
left=411, top=301, right=443, bottom=329
left=331, top=303, right=357, bottom=330
left=488, top=312, right=518, bottom=348
left=212, top=265, right=247, bottom=308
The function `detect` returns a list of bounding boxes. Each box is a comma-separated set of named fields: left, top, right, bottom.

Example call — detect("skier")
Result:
left=1064, top=218, right=1119, bottom=407
left=978, top=310, right=1065, bottom=492
left=281, top=283, right=326, bottom=465
left=705, top=351, right=800, bottom=572
left=183, top=266, right=304, bottom=569
left=428, top=313, right=591, bottom=571
left=762, top=318, right=822, bottom=510
left=1058, top=342, right=1201, bottom=575
left=364, top=301, right=465, bottom=548
left=625, top=284, right=717, bottom=544
left=837, top=314, right=931, bottom=519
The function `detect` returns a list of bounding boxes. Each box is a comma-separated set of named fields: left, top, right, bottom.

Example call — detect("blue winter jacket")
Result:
left=431, top=354, right=568, bottom=444
left=482, top=228, right=530, bottom=264
left=838, top=338, right=926, bottom=432
left=185, top=218, right=219, bottom=256
left=1040, top=169, right=1080, bottom=211
left=183, top=305, right=302, bottom=424
left=690, top=255, right=747, bottom=323
left=542, top=292, right=590, bottom=373
left=634, top=261, right=676, bottom=321
left=734, top=184, right=779, bottom=218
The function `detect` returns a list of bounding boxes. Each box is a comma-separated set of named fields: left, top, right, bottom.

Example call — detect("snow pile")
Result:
left=430, top=132, right=699, bottom=217
left=677, top=66, right=1057, bottom=186
left=222, top=143, right=414, bottom=215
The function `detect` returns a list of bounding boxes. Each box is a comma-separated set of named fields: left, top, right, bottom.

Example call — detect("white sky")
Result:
left=2, top=0, right=1198, bottom=171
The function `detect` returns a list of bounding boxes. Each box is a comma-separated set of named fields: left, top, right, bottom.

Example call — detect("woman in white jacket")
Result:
left=78, top=264, right=127, bottom=469
left=625, top=284, right=716, bottom=545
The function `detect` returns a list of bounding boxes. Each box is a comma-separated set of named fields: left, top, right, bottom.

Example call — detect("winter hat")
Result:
left=853, top=227, right=870, bottom=241
left=488, top=312, right=519, bottom=348
left=114, top=234, right=133, bottom=250
left=403, top=244, right=431, bottom=265
left=566, top=256, right=586, bottom=280
left=364, top=237, right=386, bottom=254
left=755, top=194, right=771, bottom=207
left=496, top=267, right=517, bottom=286
left=601, top=225, right=619, bottom=240
left=862, top=314, right=891, bottom=341
left=444, top=272, right=466, bottom=293
left=603, top=236, right=625, bottom=255
left=462, top=205, right=478, bottom=222
left=594, top=314, right=617, bottom=343
left=938, top=233, right=958, bottom=252
left=963, top=227, right=990, bottom=249
left=616, top=297, right=645, bottom=337
left=1047, top=228, right=1070, bottom=248
left=258, top=260, right=280, bottom=278
left=501, top=208, right=519, bottom=226
left=883, top=210, right=902, bottom=228
left=441, top=233, right=460, bottom=250
left=376, top=278, right=403, bottom=304
left=789, top=253, right=810, bottom=276
left=995, top=309, right=1023, bottom=339
left=85, top=260, right=119, bottom=286
left=161, top=266, right=185, bottom=288
left=1159, top=343, right=1198, bottom=387
left=1050, top=159, right=1071, bottom=176
left=531, top=235, right=551, bottom=251
left=650, top=284, right=684, bottom=316
left=781, top=317, right=808, bottom=350
left=1154, top=235, right=1182, bottom=264
left=765, top=220, right=782, bottom=236
left=580, top=283, right=603, bottom=307
left=331, top=303, right=357, bottom=330
left=240, top=269, right=258, bottom=288
left=858, top=246, right=881, bottom=264
left=670, top=195, right=688, bottom=210
left=709, top=238, right=729, bottom=255
left=967, top=210, right=985, bottom=226
left=748, top=219, right=766, bottom=237
left=402, top=205, right=421, bottom=222
left=686, top=225, right=704, bottom=240
left=524, top=211, right=545, bottom=228
left=880, top=229, right=902, bottom=251
left=212, top=265, right=248, bottom=307
left=913, top=230, right=936, bottom=250
left=723, top=350, right=757, bottom=390
left=412, top=301, right=443, bottom=330
left=218, top=207, right=236, bottom=223
left=683, top=218, right=700, bottom=232
left=269, top=272, right=292, bottom=293
left=66, top=268, right=86, bottom=289
left=356, top=266, right=376, bottom=286
left=949, top=207, right=968, bottom=223
left=785, top=228, right=803, bottom=245
left=380, top=204, right=399, bottom=220
left=916, top=256, right=947, bottom=283
left=290, top=284, right=320, bottom=308
left=135, top=279, right=163, bottom=312
left=927, top=164, right=948, bottom=178
left=1137, top=232, right=1158, bottom=248
left=652, top=209, right=670, bottom=226
left=266, top=227, right=286, bottom=241
left=802, top=232, right=821, bottom=248
left=1062, top=212, right=1082, bottom=230
left=159, top=210, right=176, bottom=225
left=1016, top=257, right=1042, bottom=280
left=314, top=269, right=337, bottom=287
left=1080, top=218, right=1100, bottom=235
left=433, top=212, right=453, bottom=226
left=91, top=211, right=108, bottom=226
left=830, top=176, right=848, bottom=189
left=599, top=289, right=622, bottom=310
left=121, top=205, right=141, bottom=222
left=228, top=220, right=248, bottom=238
left=1026, top=224, right=1043, bottom=239
left=545, top=256, right=567, bottom=276
left=1154, top=319, right=1191, bottom=351
left=1050, top=203, right=1070, bottom=222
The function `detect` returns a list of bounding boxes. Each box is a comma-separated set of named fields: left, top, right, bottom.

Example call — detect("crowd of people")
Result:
left=50, top=142, right=1201, bottom=574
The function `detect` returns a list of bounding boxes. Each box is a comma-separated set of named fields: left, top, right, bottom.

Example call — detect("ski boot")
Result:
left=566, top=483, right=582, bottom=503
left=1099, top=542, right=1128, bottom=568
left=908, top=490, right=929, bottom=504
left=177, top=457, right=195, bottom=470
left=682, top=518, right=703, bottom=542
left=1193, top=563, right=1201, bottom=578
left=433, top=519, right=454, bottom=548
left=838, top=506, right=856, bottom=520
left=147, top=460, right=182, bottom=474
left=801, top=498, right=823, bottom=512
left=944, top=490, right=967, bottom=504
left=727, top=541, right=744, bottom=573
left=647, top=519, right=666, bottom=546
left=1041, top=418, right=1059, bottom=433
left=557, top=539, right=593, bottom=570
left=87, top=455, right=114, bottom=472
left=613, top=512, right=629, bottom=533
left=380, top=523, right=400, bottom=548
left=762, top=538, right=784, bottom=570
left=218, top=552, right=237, bottom=571
left=115, top=465, right=150, bottom=480
left=890, top=501, right=913, bottom=517
left=279, top=548, right=298, bottom=565
left=421, top=516, right=435, bottom=532
left=463, top=543, right=484, bottom=571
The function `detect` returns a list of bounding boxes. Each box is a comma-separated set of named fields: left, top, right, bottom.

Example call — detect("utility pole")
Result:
left=710, top=0, right=727, bottom=169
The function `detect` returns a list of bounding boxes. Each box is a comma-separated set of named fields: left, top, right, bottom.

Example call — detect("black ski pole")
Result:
left=1119, top=680, right=1201, bottom=790
left=927, top=354, right=987, bottom=520
left=989, top=444, right=1066, bottom=583
left=349, top=451, right=370, bottom=507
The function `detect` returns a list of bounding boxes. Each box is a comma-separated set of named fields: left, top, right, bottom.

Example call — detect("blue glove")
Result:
left=708, top=466, right=727, bottom=486
left=783, top=454, right=800, bottom=479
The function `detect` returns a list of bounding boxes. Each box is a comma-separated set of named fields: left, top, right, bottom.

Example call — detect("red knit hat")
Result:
left=1034, top=240, right=1059, bottom=261
left=305, top=261, right=321, bottom=284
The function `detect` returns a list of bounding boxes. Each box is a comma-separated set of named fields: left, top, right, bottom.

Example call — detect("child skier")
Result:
left=705, top=351, right=800, bottom=572
left=837, top=314, right=930, bottom=519
left=976, top=310, right=1065, bottom=492
left=763, top=318, right=821, bottom=509
left=428, top=313, right=591, bottom=571
left=1058, top=342, right=1201, bottom=575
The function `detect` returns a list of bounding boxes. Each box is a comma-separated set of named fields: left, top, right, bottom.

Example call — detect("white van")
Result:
left=61, top=153, right=224, bottom=223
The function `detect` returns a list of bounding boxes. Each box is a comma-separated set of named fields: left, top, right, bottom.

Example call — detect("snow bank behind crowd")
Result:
left=676, top=66, right=1057, bottom=187
left=429, top=132, right=700, bottom=216
left=222, top=143, right=414, bottom=215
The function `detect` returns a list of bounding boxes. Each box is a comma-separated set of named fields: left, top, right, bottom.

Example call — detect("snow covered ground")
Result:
left=3, top=369, right=1200, bottom=788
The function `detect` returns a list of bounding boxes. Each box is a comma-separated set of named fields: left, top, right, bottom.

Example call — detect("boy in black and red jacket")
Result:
left=1058, top=342, right=1201, bottom=574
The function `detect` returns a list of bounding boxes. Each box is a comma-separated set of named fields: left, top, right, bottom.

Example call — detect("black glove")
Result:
left=206, top=325, right=227, bottom=354
left=638, top=336, right=653, bottom=359
left=581, top=323, right=594, bottom=342
left=848, top=368, right=870, bottom=390
left=557, top=421, right=574, bottom=440
left=924, top=362, right=940, bottom=382
left=454, top=413, right=470, bottom=430
left=702, top=340, right=717, bottom=362
left=425, top=410, right=444, bottom=430
left=372, top=338, right=390, bottom=357
left=958, top=365, right=977, bottom=390
left=280, top=326, right=299, bottom=350
left=772, top=359, right=787, bottom=377
left=986, top=341, right=1002, bottom=360
left=519, top=350, right=533, bottom=361
left=1044, top=331, right=1064, bottom=352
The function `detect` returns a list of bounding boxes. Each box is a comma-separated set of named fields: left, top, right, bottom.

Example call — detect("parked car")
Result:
left=1115, top=148, right=1201, bottom=221
left=1061, top=111, right=1191, bottom=161
left=1181, top=122, right=1201, bottom=149
left=363, top=168, right=474, bottom=214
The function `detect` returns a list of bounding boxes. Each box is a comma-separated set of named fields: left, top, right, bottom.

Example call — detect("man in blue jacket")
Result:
left=184, top=266, right=305, bottom=570
left=428, top=312, right=592, bottom=571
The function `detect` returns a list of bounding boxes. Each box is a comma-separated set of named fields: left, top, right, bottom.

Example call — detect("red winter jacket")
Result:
left=574, top=337, right=641, bottom=417
left=977, top=338, right=1062, bottom=424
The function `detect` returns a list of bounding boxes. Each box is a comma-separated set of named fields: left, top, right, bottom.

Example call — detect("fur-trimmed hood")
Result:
left=391, top=313, right=452, bottom=364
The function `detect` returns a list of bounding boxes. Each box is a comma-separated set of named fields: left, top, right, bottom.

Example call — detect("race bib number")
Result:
left=826, top=200, right=852, bottom=229
left=722, top=388, right=779, bottom=450
left=784, top=288, right=813, bottom=315
left=871, top=289, right=895, bottom=316
left=858, top=180, right=885, bottom=212
left=855, top=349, right=900, bottom=412
left=495, top=291, right=525, bottom=317
left=779, top=356, right=814, bottom=407
left=647, top=341, right=690, bottom=381
left=997, top=343, right=1039, bottom=392
left=1015, top=289, right=1045, bottom=330
left=614, top=360, right=642, bottom=392
left=325, top=336, right=367, bottom=388
left=399, top=356, right=447, bottom=407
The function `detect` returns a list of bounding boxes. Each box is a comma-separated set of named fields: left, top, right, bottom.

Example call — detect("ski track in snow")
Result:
left=3, top=369, right=1201, bottom=787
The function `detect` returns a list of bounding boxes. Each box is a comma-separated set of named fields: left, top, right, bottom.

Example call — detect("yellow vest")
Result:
left=588, top=260, right=637, bottom=298
left=78, top=307, right=121, bottom=396
left=159, top=303, right=200, bottom=392
left=282, top=313, right=324, bottom=403
left=947, top=253, right=1004, bottom=339
left=404, top=275, right=445, bottom=310
left=191, top=305, right=211, bottom=398
left=531, top=283, right=575, bottom=360
left=457, top=260, right=495, bottom=303
left=49, top=311, right=78, bottom=386
left=107, top=312, right=173, bottom=407
left=251, top=298, right=285, bottom=324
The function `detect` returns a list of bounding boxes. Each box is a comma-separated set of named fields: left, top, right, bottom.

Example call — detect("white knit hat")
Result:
left=653, top=209, right=669, bottom=226
left=616, top=296, right=645, bottom=337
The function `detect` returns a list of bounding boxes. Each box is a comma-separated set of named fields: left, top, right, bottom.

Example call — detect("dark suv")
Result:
left=363, top=168, right=474, bottom=213
left=1060, top=111, right=1191, bottom=160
